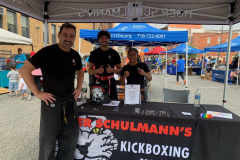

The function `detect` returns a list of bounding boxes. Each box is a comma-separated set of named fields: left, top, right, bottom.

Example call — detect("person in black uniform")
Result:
left=120, top=48, right=152, bottom=101
left=19, top=23, right=84, bottom=160
left=88, top=30, right=122, bottom=100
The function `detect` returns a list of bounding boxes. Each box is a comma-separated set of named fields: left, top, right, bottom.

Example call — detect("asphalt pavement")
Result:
left=0, top=73, right=239, bottom=159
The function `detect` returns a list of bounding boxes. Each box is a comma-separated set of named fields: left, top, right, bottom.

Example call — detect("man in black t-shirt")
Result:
left=88, top=30, right=121, bottom=100
left=19, top=23, right=84, bottom=160
left=120, top=48, right=152, bottom=101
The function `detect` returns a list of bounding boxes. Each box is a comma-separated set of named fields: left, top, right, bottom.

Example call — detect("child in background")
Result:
left=7, top=64, right=19, bottom=97
left=18, top=73, right=31, bottom=101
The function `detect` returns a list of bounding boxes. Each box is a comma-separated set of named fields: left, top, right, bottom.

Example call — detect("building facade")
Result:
left=0, top=6, right=94, bottom=60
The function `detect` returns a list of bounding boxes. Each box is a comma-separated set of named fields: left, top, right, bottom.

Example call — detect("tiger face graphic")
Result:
left=91, top=87, right=105, bottom=103
left=74, top=115, right=118, bottom=160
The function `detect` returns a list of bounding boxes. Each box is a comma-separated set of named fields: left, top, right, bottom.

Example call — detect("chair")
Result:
left=162, top=88, right=190, bottom=104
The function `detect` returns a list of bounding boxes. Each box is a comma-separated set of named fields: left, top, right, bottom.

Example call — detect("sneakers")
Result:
left=154, top=72, right=158, bottom=75
left=8, top=94, right=12, bottom=98
left=176, top=82, right=179, bottom=85
left=228, top=81, right=232, bottom=84
left=27, top=95, right=31, bottom=101
left=184, top=79, right=186, bottom=85
left=19, top=98, right=26, bottom=101
left=16, top=94, right=18, bottom=97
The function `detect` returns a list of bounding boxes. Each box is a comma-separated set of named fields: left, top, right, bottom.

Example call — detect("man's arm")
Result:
left=88, top=62, right=100, bottom=75
left=73, top=69, right=84, bottom=100
left=19, top=61, right=55, bottom=105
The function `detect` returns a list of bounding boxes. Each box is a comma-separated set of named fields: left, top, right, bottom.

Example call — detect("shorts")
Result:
left=20, top=89, right=26, bottom=94
left=157, top=65, right=160, bottom=69
left=9, top=82, right=18, bottom=91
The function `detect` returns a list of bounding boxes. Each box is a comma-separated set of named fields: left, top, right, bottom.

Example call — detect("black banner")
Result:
left=74, top=115, right=195, bottom=160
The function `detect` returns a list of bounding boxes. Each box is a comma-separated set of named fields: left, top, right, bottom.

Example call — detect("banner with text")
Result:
left=74, top=115, right=195, bottom=160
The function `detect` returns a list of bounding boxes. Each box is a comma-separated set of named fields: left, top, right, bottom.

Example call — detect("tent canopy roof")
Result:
left=204, top=36, right=240, bottom=52
left=80, top=23, right=188, bottom=46
left=0, top=28, right=32, bottom=45
left=144, top=46, right=166, bottom=55
left=161, top=43, right=205, bottom=54
left=143, top=47, right=150, bottom=53
left=0, top=0, right=239, bottom=25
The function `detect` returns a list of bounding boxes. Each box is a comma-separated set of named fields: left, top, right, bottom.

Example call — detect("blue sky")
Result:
left=115, top=23, right=240, bottom=30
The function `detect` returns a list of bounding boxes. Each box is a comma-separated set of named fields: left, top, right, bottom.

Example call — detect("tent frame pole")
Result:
left=44, top=1, right=49, bottom=47
left=237, top=51, right=240, bottom=86
left=223, top=21, right=233, bottom=107
left=186, top=42, right=188, bottom=89
left=165, top=46, right=168, bottom=88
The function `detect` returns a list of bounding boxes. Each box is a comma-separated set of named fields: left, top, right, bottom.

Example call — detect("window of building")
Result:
left=218, top=38, right=221, bottom=44
left=7, top=10, right=17, bottom=33
left=207, top=38, right=210, bottom=45
left=226, top=38, right=228, bottom=42
left=51, top=24, right=56, bottom=44
left=21, top=15, right=29, bottom=38
left=43, top=23, right=49, bottom=43
left=58, top=26, right=60, bottom=33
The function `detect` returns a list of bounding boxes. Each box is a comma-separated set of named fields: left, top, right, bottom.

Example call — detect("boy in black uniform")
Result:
left=88, top=30, right=121, bottom=100
left=19, top=23, right=84, bottom=160
left=120, top=48, right=152, bottom=101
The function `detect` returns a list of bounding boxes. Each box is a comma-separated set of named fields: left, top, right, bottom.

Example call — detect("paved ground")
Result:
left=0, top=73, right=240, bottom=159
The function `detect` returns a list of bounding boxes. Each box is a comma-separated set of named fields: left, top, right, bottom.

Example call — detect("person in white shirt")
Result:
left=18, top=74, right=31, bottom=101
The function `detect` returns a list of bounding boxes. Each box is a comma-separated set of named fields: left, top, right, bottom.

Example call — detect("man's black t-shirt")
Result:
left=28, top=44, right=82, bottom=97
left=121, top=62, right=150, bottom=89
left=89, top=48, right=121, bottom=76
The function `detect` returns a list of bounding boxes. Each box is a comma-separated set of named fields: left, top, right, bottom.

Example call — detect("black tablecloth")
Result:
left=77, top=101, right=240, bottom=160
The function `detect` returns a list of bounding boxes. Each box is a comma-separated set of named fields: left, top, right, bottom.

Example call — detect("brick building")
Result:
left=162, top=24, right=240, bottom=62
left=188, top=32, right=239, bottom=61
left=0, top=6, right=95, bottom=60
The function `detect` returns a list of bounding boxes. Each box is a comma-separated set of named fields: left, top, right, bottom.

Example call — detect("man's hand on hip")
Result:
left=36, top=91, right=56, bottom=105
left=73, top=88, right=81, bottom=101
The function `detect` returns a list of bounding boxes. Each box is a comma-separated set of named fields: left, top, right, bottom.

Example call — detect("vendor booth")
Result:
left=2, top=1, right=240, bottom=160
left=0, top=28, right=33, bottom=88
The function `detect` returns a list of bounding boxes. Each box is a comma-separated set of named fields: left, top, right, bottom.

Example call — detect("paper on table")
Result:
left=181, top=112, right=192, bottom=115
left=103, top=101, right=121, bottom=106
left=206, top=111, right=233, bottom=119
left=77, top=102, right=84, bottom=106
left=124, top=84, right=140, bottom=105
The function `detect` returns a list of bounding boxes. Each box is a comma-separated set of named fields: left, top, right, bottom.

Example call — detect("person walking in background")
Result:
left=30, top=51, right=42, bottom=96
left=155, top=56, right=162, bottom=74
left=18, top=73, right=31, bottom=101
left=121, top=45, right=131, bottom=66
left=6, top=64, right=19, bottom=97
left=200, top=56, right=208, bottom=75
left=175, top=55, right=186, bottom=85
left=15, top=48, right=27, bottom=72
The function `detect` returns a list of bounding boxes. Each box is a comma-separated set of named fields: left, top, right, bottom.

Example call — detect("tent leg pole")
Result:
left=237, top=51, right=240, bottom=86
left=223, top=21, right=233, bottom=108
left=44, top=19, right=48, bottom=47
left=165, top=47, right=168, bottom=88
left=79, top=38, right=81, bottom=56
left=176, top=53, right=177, bottom=78
left=186, top=42, right=188, bottom=89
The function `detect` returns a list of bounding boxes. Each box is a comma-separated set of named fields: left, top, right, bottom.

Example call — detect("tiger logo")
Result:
left=74, top=115, right=118, bottom=160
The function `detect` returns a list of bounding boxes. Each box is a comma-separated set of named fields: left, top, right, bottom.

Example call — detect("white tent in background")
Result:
left=0, top=28, right=32, bottom=45
left=1, top=0, right=239, bottom=107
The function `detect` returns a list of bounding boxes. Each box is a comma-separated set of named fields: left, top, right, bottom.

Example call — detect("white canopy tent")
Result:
left=0, top=28, right=33, bottom=45
left=1, top=0, right=239, bottom=107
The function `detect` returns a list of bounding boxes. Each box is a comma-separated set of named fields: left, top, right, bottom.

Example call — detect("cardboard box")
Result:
left=150, top=69, right=156, bottom=74
left=163, top=65, right=166, bottom=69
left=208, top=77, right=212, bottom=81
left=200, top=75, right=205, bottom=80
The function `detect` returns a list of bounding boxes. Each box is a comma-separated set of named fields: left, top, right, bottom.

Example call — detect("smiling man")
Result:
left=88, top=30, right=121, bottom=100
left=19, top=23, right=84, bottom=160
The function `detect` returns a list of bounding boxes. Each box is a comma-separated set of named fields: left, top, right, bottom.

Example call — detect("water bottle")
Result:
left=194, top=88, right=201, bottom=107
left=81, top=81, right=87, bottom=103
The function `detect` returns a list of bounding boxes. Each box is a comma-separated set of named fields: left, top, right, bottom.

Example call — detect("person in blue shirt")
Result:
left=175, top=55, right=186, bottom=85
left=199, top=56, right=208, bottom=75
left=155, top=57, right=162, bottom=74
left=85, top=56, right=89, bottom=69
left=14, top=48, right=27, bottom=70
